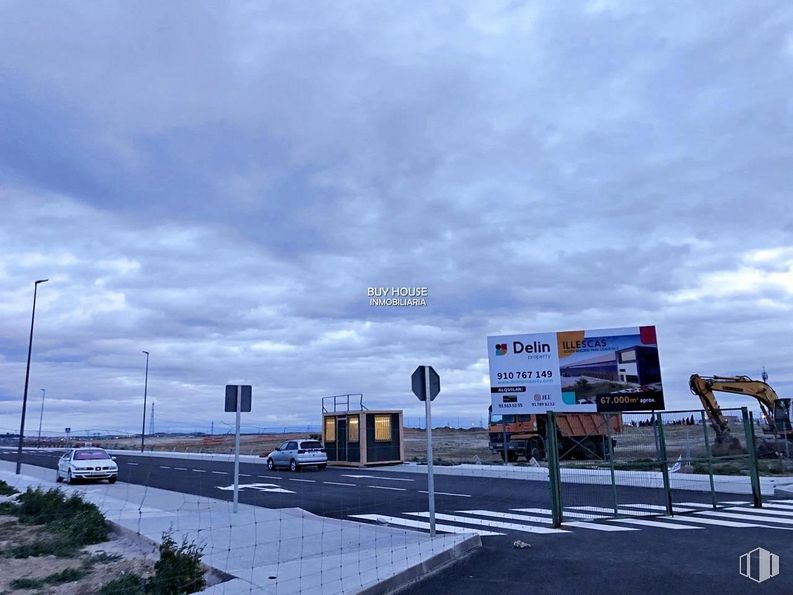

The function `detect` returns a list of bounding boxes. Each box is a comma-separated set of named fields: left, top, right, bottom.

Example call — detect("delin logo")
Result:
left=739, top=547, right=780, bottom=584
left=495, top=344, right=508, bottom=356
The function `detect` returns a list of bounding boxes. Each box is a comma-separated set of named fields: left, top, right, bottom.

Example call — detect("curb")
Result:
left=358, top=534, right=481, bottom=595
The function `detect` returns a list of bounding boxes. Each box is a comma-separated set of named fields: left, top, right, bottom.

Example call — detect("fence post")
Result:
left=655, top=412, right=673, bottom=516
left=742, top=407, right=762, bottom=508
left=700, top=410, right=717, bottom=508
left=546, top=411, right=563, bottom=528
left=605, top=413, right=618, bottom=516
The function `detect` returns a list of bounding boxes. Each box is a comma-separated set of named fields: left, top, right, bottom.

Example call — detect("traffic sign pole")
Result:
left=424, top=366, right=436, bottom=537
left=233, top=385, right=241, bottom=514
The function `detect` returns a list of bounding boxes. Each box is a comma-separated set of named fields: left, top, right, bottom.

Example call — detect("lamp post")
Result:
left=16, top=279, right=48, bottom=474
left=37, top=389, right=46, bottom=447
left=141, top=350, right=149, bottom=453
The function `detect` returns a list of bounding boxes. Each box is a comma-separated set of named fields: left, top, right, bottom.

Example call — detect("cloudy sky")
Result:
left=1, top=1, right=792, bottom=436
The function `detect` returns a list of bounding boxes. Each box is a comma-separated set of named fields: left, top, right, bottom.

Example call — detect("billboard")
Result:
left=487, top=326, right=663, bottom=414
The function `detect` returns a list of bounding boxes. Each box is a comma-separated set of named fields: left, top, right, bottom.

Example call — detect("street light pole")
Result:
left=16, top=279, right=48, bottom=474
left=141, top=351, right=149, bottom=453
left=37, top=389, right=46, bottom=447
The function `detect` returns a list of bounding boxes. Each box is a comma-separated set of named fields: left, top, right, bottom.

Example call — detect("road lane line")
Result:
left=605, top=518, right=701, bottom=530
left=258, top=475, right=280, bottom=480
left=193, top=469, right=207, bottom=473
left=159, top=466, right=171, bottom=469
left=350, top=514, right=504, bottom=536
left=418, top=490, right=471, bottom=498
left=369, top=485, right=406, bottom=491
left=289, top=479, right=316, bottom=483
left=323, top=482, right=356, bottom=487
left=211, top=471, right=227, bottom=475
left=407, top=512, right=569, bottom=534
left=174, top=467, right=188, bottom=471
left=127, top=462, right=139, bottom=466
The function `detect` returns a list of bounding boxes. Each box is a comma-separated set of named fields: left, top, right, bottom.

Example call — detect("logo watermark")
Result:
left=368, top=287, right=428, bottom=307
left=739, top=547, right=780, bottom=584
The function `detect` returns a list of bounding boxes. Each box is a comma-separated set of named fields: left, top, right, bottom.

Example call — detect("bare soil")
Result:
left=0, top=514, right=157, bottom=595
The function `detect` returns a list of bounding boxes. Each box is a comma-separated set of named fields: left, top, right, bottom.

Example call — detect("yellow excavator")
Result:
left=689, top=374, right=792, bottom=457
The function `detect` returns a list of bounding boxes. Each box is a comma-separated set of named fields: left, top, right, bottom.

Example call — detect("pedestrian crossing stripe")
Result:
left=348, top=499, right=793, bottom=536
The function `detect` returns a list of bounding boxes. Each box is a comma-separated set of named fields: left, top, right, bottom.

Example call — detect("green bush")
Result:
left=147, top=531, right=206, bottom=594
left=98, top=573, right=147, bottom=595
left=8, top=536, right=79, bottom=558
left=9, top=567, right=88, bottom=589
left=0, top=479, right=17, bottom=496
left=11, top=487, right=108, bottom=545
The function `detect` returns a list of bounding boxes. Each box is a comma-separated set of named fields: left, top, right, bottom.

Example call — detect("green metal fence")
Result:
left=547, top=407, right=764, bottom=527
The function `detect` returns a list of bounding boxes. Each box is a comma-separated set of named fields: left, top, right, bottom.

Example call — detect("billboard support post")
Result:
left=655, top=412, right=673, bottom=516
left=546, top=411, right=563, bottom=528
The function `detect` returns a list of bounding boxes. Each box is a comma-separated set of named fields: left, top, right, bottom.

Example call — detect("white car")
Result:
left=56, top=447, right=118, bottom=484
left=264, top=439, right=327, bottom=471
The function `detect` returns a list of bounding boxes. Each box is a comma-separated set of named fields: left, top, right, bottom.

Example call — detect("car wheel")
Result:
left=267, top=458, right=275, bottom=471
left=318, top=464, right=327, bottom=471
left=109, top=476, right=117, bottom=484
left=66, top=469, right=73, bottom=485
left=289, top=459, right=298, bottom=472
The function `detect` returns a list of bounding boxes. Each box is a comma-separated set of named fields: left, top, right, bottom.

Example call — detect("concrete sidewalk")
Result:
left=0, top=461, right=479, bottom=594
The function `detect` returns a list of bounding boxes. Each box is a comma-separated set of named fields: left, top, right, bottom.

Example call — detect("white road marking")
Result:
left=342, top=474, right=414, bottom=482
left=174, top=467, right=188, bottom=471
left=323, top=481, right=356, bottom=487
left=513, top=507, right=606, bottom=520
left=658, top=516, right=760, bottom=528
left=727, top=506, right=793, bottom=518
left=240, top=473, right=252, bottom=477
left=695, top=510, right=793, bottom=526
left=675, top=502, right=717, bottom=508
left=211, top=471, right=227, bottom=475
left=764, top=503, right=793, bottom=511
left=193, top=469, right=207, bottom=473
left=369, top=485, right=406, bottom=491
left=564, top=521, right=638, bottom=532
left=217, top=483, right=295, bottom=494
left=568, top=506, right=654, bottom=517
left=159, top=466, right=171, bottom=469
left=458, top=509, right=554, bottom=525
left=619, top=504, right=695, bottom=513
left=418, top=490, right=471, bottom=498
left=406, top=512, right=569, bottom=534
left=289, top=478, right=316, bottom=483
left=127, top=462, right=139, bottom=466
left=722, top=500, right=752, bottom=505
left=257, top=475, right=280, bottom=480
left=606, top=518, right=701, bottom=530
left=350, top=514, right=504, bottom=536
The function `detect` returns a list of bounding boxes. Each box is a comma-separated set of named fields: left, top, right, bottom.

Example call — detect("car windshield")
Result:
left=301, top=441, right=323, bottom=449
left=74, top=449, right=110, bottom=460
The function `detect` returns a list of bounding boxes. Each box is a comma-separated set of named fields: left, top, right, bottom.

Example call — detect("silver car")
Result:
left=56, top=447, right=118, bottom=484
left=265, top=439, right=327, bottom=471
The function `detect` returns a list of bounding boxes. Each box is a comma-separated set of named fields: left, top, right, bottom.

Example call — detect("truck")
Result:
left=488, top=406, right=623, bottom=461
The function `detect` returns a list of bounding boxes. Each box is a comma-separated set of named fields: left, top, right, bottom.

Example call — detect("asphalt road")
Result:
left=3, top=448, right=792, bottom=594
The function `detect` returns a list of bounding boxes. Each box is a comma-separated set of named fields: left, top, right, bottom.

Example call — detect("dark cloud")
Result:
left=1, top=2, right=793, bottom=433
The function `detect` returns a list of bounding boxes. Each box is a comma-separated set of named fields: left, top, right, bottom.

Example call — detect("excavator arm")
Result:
left=690, top=374, right=792, bottom=456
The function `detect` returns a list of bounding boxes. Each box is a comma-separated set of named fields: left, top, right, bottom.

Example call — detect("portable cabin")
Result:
left=321, top=394, right=403, bottom=466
